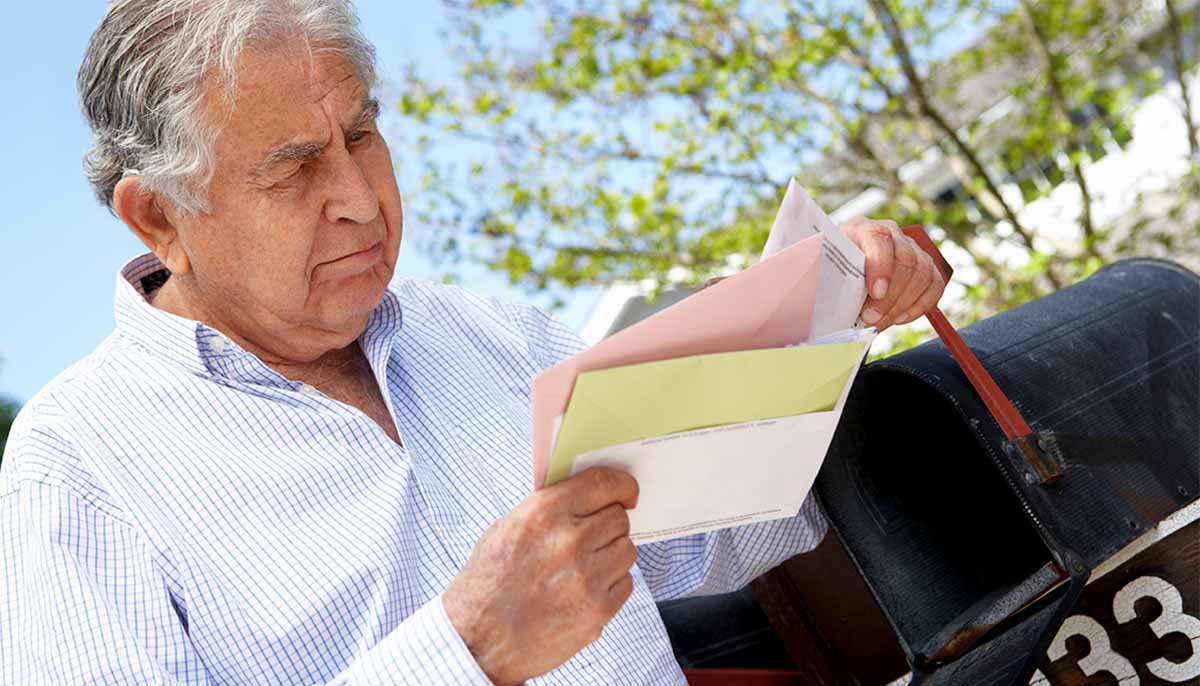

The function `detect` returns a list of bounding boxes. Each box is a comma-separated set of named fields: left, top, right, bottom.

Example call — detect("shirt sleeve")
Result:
left=634, top=495, right=829, bottom=601
left=511, top=302, right=830, bottom=600
left=508, top=300, right=589, bottom=369
left=327, top=595, right=491, bottom=685
left=1, top=480, right=214, bottom=684
left=1, top=413, right=490, bottom=686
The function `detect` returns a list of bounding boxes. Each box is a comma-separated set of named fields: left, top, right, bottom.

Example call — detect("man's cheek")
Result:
left=364, top=141, right=399, bottom=197
left=239, top=233, right=317, bottom=307
left=367, top=152, right=404, bottom=257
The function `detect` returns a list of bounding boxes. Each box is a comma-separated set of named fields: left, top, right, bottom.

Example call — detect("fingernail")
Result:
left=862, top=308, right=881, bottom=324
left=872, top=278, right=889, bottom=299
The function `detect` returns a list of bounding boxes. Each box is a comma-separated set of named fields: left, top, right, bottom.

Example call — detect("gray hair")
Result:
left=78, top=0, right=377, bottom=214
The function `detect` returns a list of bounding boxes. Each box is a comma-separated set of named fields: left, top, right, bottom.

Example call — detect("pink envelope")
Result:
left=531, top=233, right=824, bottom=489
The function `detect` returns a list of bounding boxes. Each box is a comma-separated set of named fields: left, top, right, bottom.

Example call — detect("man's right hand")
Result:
left=442, top=467, right=640, bottom=685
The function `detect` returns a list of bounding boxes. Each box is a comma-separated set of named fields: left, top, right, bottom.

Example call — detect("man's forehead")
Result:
left=306, top=58, right=367, bottom=108
left=210, top=47, right=369, bottom=156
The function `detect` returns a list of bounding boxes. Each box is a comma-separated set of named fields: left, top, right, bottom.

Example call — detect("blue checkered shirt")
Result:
left=1, top=254, right=827, bottom=685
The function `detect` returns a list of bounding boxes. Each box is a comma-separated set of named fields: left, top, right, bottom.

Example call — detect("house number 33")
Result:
left=1030, top=575, right=1200, bottom=684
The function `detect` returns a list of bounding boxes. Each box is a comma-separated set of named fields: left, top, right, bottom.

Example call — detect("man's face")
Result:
left=169, top=44, right=402, bottom=361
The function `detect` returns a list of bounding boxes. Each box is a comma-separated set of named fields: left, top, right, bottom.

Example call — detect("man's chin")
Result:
left=313, top=272, right=390, bottom=328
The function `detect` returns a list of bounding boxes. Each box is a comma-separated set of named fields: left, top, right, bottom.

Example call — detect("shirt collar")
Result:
left=114, top=253, right=404, bottom=387
left=115, top=253, right=211, bottom=376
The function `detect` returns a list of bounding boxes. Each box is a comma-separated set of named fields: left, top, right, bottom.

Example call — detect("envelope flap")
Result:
left=544, top=340, right=869, bottom=485
left=531, top=233, right=826, bottom=487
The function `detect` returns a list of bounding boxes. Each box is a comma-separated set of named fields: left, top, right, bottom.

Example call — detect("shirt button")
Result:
left=298, top=383, right=320, bottom=396
left=210, top=337, right=229, bottom=353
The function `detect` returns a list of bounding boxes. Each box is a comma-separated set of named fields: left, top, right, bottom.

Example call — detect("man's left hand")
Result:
left=841, top=216, right=946, bottom=333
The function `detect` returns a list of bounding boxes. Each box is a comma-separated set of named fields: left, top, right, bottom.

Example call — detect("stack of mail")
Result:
left=531, top=180, right=875, bottom=544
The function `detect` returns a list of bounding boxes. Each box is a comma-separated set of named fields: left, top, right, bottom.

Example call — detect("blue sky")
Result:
left=0, top=1, right=594, bottom=403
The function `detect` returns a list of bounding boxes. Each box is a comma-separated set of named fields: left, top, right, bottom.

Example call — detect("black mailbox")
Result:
left=816, top=257, right=1200, bottom=685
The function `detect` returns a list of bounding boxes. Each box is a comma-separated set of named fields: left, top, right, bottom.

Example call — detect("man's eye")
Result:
left=348, top=129, right=373, bottom=146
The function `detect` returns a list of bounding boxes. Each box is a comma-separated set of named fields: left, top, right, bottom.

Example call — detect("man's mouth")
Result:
left=339, top=242, right=383, bottom=263
left=314, top=241, right=384, bottom=282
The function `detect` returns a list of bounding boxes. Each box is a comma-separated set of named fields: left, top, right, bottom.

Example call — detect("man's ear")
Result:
left=112, top=176, right=192, bottom=276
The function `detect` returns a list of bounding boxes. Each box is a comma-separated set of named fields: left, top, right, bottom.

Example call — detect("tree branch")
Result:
left=867, top=0, right=1062, bottom=288
left=1165, top=0, right=1199, bottom=160
left=437, top=124, right=779, bottom=187
left=1019, top=0, right=1100, bottom=258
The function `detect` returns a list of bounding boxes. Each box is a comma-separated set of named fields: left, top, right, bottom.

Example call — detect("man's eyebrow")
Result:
left=251, top=97, right=381, bottom=181
left=256, top=141, right=326, bottom=175
left=349, top=96, right=381, bottom=131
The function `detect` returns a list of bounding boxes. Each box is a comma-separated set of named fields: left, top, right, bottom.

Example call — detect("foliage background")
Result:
left=393, top=0, right=1199, bottom=351
left=0, top=359, right=15, bottom=464
left=0, top=398, right=14, bottom=464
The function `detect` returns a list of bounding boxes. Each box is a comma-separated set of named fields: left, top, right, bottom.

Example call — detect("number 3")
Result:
left=1112, top=575, right=1200, bottom=683
left=1047, top=614, right=1140, bottom=684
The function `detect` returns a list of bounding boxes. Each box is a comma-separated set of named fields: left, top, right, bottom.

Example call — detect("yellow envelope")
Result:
left=544, top=339, right=869, bottom=486
left=531, top=233, right=825, bottom=488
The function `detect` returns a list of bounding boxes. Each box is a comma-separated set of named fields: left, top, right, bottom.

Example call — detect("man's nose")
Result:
left=323, top=149, right=380, bottom=225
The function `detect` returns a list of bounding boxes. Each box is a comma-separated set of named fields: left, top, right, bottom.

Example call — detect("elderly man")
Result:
left=0, top=1, right=944, bottom=684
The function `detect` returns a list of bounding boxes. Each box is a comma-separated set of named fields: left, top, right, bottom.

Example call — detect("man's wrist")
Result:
left=442, top=585, right=515, bottom=686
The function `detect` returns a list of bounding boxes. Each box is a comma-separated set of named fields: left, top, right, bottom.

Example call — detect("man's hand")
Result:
left=842, top=216, right=946, bottom=332
left=443, top=467, right=640, bottom=685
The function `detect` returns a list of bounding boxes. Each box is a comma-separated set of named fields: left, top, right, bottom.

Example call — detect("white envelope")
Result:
left=569, top=412, right=841, bottom=544
left=570, top=329, right=874, bottom=543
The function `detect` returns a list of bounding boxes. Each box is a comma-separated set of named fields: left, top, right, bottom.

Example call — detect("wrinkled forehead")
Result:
left=203, top=42, right=368, bottom=164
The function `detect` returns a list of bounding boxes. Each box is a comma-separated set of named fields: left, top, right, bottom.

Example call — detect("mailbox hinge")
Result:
left=1007, top=433, right=1063, bottom=485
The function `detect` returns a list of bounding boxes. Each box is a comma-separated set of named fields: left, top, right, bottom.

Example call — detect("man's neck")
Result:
left=146, top=272, right=400, bottom=445
left=149, top=276, right=368, bottom=390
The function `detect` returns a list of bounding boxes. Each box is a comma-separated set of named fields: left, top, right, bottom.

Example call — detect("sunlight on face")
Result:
left=176, top=43, right=403, bottom=361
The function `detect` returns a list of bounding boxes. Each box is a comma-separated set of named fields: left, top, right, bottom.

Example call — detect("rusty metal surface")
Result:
left=1006, top=434, right=1063, bottom=486
left=926, top=562, right=1069, bottom=664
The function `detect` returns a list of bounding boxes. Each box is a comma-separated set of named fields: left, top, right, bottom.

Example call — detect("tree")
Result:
left=0, top=356, right=18, bottom=464
left=396, top=0, right=1199, bottom=331
left=1165, top=0, right=1199, bottom=159
left=0, top=394, right=15, bottom=466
